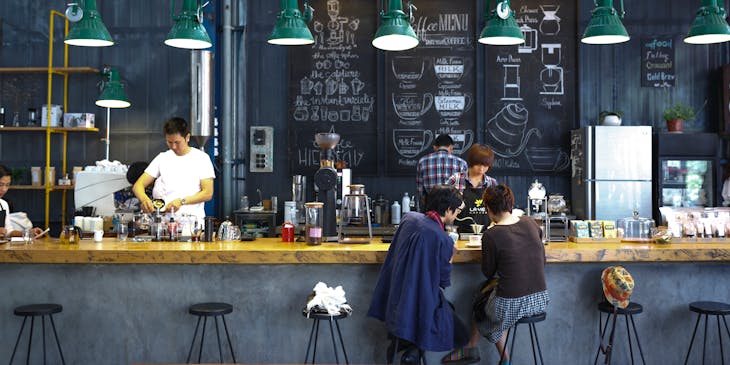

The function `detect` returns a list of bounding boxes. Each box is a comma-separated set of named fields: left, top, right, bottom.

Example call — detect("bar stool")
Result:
left=499, top=312, right=546, bottom=365
left=683, top=301, right=730, bottom=365
left=302, top=309, right=350, bottom=364
left=186, top=302, right=237, bottom=364
left=593, top=301, right=646, bottom=365
left=9, top=303, right=66, bottom=365
left=387, top=335, right=425, bottom=365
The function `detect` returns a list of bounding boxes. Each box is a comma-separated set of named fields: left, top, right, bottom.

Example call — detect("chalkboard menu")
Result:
left=289, top=0, right=378, bottom=175
left=484, top=2, right=576, bottom=174
left=641, top=36, right=675, bottom=88
left=385, top=0, right=477, bottom=175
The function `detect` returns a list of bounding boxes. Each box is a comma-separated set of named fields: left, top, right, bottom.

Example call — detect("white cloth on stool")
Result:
left=306, top=282, right=352, bottom=316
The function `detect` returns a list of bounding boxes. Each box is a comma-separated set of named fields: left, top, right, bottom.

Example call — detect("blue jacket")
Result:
left=367, top=212, right=455, bottom=351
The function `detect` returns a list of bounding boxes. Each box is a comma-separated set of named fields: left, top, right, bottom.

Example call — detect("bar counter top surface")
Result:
left=1, top=237, right=730, bottom=264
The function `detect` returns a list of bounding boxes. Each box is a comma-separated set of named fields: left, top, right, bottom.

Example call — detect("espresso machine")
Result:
left=313, top=132, right=340, bottom=241
left=338, top=184, right=373, bottom=243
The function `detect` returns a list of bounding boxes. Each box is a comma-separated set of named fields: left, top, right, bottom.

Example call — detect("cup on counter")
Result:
left=22, top=228, right=33, bottom=244
left=93, top=230, right=104, bottom=242
left=117, top=223, right=128, bottom=241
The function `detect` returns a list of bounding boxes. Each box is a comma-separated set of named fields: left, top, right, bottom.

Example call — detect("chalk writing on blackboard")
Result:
left=642, top=36, right=675, bottom=88
left=413, top=13, right=474, bottom=50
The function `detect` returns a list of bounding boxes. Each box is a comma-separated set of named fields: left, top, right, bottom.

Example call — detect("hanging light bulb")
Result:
left=96, top=67, right=131, bottom=109
left=372, top=0, right=419, bottom=51
left=581, top=0, right=630, bottom=44
left=478, top=0, right=525, bottom=46
left=64, top=0, right=114, bottom=47
left=268, top=0, right=315, bottom=45
left=685, top=0, right=730, bottom=44
left=165, top=0, right=212, bottom=49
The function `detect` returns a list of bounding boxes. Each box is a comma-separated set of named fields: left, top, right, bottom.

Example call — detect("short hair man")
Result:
left=368, top=185, right=469, bottom=357
left=416, top=134, right=468, bottom=207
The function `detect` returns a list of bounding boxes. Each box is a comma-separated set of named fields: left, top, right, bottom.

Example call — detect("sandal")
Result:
left=441, top=346, right=480, bottom=365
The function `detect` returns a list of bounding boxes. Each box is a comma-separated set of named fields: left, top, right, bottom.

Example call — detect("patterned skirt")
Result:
left=478, top=290, right=550, bottom=343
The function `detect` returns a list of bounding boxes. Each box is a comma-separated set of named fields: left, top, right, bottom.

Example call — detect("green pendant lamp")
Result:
left=685, top=0, right=730, bottom=44
left=372, top=0, right=419, bottom=51
left=479, top=0, right=524, bottom=45
left=581, top=0, right=630, bottom=44
left=165, top=0, right=212, bottom=49
left=96, top=67, right=131, bottom=109
left=64, top=0, right=114, bottom=47
left=268, top=0, right=315, bottom=45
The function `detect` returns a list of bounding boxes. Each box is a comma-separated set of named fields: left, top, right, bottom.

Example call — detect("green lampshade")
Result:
left=165, top=0, right=212, bottom=49
left=372, top=0, right=418, bottom=51
left=478, top=0, right=524, bottom=46
left=268, top=0, right=314, bottom=45
left=581, top=0, right=630, bottom=44
left=685, top=0, right=730, bottom=44
left=96, top=68, right=130, bottom=109
left=64, top=0, right=114, bottom=47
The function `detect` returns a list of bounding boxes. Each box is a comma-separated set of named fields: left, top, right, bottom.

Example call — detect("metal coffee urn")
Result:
left=313, top=132, right=340, bottom=241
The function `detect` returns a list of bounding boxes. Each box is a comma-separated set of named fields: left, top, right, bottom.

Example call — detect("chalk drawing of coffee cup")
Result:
left=434, top=94, right=473, bottom=118
left=392, top=56, right=426, bottom=83
left=392, top=92, right=433, bottom=121
left=393, top=129, right=434, bottom=158
left=449, top=130, right=475, bottom=155
left=525, top=146, right=569, bottom=172
left=293, top=106, right=309, bottom=121
left=433, top=56, right=473, bottom=84
left=485, top=103, right=542, bottom=158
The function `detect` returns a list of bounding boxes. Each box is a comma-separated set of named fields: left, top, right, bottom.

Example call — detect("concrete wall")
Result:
left=1, top=261, right=729, bottom=364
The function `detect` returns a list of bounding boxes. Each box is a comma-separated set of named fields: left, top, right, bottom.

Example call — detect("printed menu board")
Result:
left=288, top=0, right=378, bottom=175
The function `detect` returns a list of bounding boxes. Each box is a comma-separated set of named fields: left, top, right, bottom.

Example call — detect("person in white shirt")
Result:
left=0, top=164, right=46, bottom=238
left=132, top=117, right=215, bottom=224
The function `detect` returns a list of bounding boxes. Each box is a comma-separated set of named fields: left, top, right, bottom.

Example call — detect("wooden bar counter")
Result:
left=1, top=237, right=730, bottom=264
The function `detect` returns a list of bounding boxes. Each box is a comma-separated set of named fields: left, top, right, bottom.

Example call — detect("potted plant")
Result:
left=663, top=103, right=695, bottom=133
left=599, top=110, right=624, bottom=126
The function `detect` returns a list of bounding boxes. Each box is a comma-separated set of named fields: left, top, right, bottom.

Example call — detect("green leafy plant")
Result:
left=663, top=103, right=695, bottom=121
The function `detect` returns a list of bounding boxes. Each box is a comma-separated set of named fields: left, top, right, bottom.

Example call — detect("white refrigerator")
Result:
left=571, top=126, right=653, bottom=221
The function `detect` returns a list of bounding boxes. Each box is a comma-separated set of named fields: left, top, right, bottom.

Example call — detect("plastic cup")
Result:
left=117, top=223, right=128, bottom=241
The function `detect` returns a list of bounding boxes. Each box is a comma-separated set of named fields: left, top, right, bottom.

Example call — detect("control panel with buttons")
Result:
left=249, top=126, right=274, bottom=172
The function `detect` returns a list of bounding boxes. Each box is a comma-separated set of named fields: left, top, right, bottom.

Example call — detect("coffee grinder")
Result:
left=313, top=132, right=340, bottom=241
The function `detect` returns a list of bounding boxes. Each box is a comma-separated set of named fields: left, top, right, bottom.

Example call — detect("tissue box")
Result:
left=63, top=113, right=95, bottom=128
left=41, top=104, right=63, bottom=127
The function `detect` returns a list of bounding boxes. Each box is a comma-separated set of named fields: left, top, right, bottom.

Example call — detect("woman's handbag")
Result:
left=472, top=277, right=498, bottom=322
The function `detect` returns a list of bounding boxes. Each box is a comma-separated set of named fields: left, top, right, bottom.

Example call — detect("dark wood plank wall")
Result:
left=0, top=0, right=728, bottom=224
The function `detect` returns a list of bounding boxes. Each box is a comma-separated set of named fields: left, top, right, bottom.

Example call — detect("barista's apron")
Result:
left=0, top=202, right=6, bottom=229
left=456, top=184, right=491, bottom=233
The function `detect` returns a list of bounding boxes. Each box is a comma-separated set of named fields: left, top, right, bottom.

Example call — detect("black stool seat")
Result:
left=186, top=302, right=236, bottom=364
left=302, top=307, right=350, bottom=364
left=10, top=303, right=66, bottom=365
left=189, top=302, right=233, bottom=316
left=598, top=301, right=643, bottom=315
left=516, top=312, right=547, bottom=324
left=14, top=303, right=62, bottom=316
left=500, top=312, right=547, bottom=365
left=689, top=301, right=730, bottom=316
left=684, top=301, right=730, bottom=365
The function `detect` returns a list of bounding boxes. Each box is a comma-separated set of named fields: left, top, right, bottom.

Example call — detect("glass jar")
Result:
left=547, top=194, right=566, bottom=215
left=304, top=202, right=324, bottom=245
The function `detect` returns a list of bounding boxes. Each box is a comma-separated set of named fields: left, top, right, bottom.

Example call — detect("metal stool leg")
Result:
left=595, top=311, right=612, bottom=365
left=221, top=315, right=237, bottom=363
left=198, top=317, right=208, bottom=363
left=685, top=313, right=702, bottom=365
left=625, top=315, right=635, bottom=365
left=702, top=314, right=709, bottom=365
left=10, top=316, right=28, bottom=365
left=499, top=326, right=512, bottom=362
left=304, top=319, right=317, bottom=363
left=25, top=316, right=35, bottom=365
left=312, top=320, right=320, bottom=363
left=334, top=319, right=349, bottom=364
left=717, top=316, right=725, bottom=365
left=213, top=317, right=223, bottom=363
left=327, top=317, right=340, bottom=364
left=628, top=314, right=646, bottom=365
left=186, top=317, right=202, bottom=363
left=528, top=323, right=538, bottom=365
left=532, top=323, right=546, bottom=365
left=48, top=315, right=66, bottom=365
left=41, top=316, right=46, bottom=365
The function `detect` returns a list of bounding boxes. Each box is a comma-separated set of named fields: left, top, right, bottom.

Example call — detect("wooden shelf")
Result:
left=0, top=127, right=99, bottom=132
left=10, top=185, right=74, bottom=190
left=0, top=66, right=99, bottom=73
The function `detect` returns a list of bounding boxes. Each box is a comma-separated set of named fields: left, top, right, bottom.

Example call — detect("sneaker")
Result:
left=441, top=346, right=480, bottom=365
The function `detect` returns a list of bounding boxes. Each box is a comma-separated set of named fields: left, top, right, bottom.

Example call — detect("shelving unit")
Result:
left=0, top=10, right=99, bottom=228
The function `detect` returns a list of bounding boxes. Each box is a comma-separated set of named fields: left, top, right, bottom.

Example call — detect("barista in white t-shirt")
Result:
left=132, top=117, right=215, bottom=224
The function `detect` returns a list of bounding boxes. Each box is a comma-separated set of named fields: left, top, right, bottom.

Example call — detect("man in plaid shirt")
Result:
left=416, top=134, right=468, bottom=207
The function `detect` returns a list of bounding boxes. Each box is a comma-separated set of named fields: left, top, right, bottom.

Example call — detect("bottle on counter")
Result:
left=168, top=216, right=178, bottom=241
left=391, top=201, right=401, bottom=225
left=402, top=192, right=411, bottom=216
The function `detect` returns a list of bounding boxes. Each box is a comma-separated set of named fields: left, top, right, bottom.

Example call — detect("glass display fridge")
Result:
left=653, top=132, right=721, bottom=224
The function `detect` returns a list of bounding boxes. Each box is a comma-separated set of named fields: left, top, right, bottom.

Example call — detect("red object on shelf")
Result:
left=281, top=222, right=295, bottom=242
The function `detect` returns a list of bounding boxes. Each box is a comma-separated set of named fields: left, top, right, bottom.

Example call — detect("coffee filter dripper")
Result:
left=471, top=224, right=484, bottom=234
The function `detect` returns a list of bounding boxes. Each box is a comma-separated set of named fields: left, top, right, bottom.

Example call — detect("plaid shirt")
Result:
left=416, top=149, right=468, bottom=195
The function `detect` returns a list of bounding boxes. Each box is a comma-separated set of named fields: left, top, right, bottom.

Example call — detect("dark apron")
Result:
left=0, top=203, right=6, bottom=228
left=455, top=185, right=490, bottom=234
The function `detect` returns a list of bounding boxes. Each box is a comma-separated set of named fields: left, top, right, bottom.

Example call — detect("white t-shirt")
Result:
left=0, top=198, right=9, bottom=230
left=145, top=148, right=215, bottom=222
